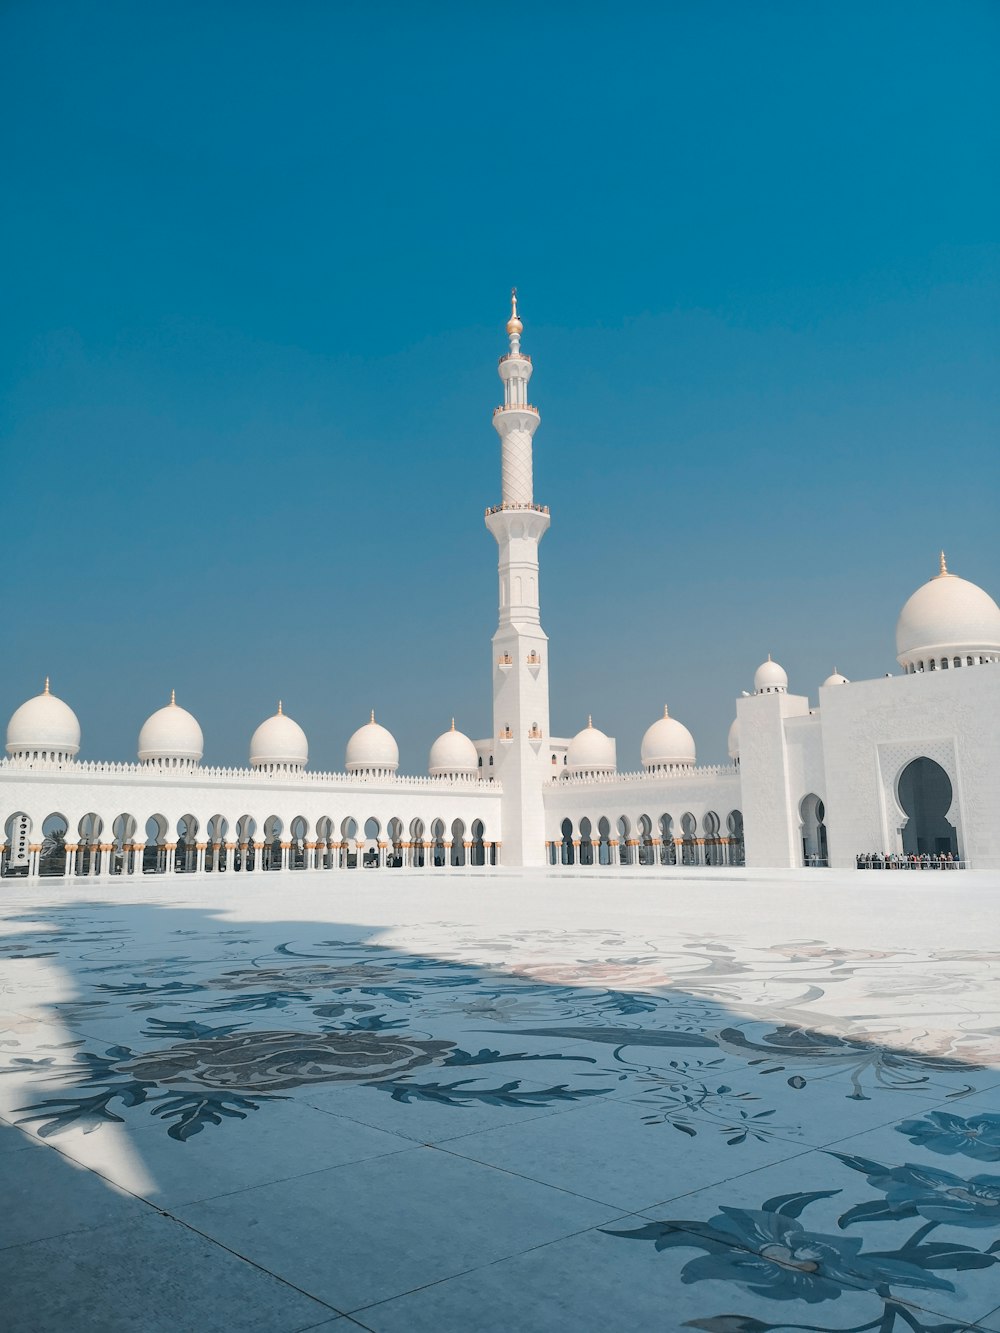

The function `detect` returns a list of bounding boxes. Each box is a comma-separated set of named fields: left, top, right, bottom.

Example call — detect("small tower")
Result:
left=486, top=291, right=551, bottom=866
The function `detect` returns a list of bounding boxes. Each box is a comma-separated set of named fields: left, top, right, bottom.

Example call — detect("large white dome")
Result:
left=566, top=717, right=616, bottom=775
left=6, top=680, right=80, bottom=760
left=754, top=655, right=788, bottom=694
left=138, top=692, right=203, bottom=765
left=429, top=720, right=478, bottom=777
left=896, top=554, right=1000, bottom=670
left=250, top=704, right=308, bottom=771
left=346, top=711, right=399, bottom=773
left=641, top=706, right=696, bottom=770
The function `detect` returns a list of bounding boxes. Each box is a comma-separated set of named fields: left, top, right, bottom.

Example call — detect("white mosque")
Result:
left=3, top=297, right=1000, bottom=879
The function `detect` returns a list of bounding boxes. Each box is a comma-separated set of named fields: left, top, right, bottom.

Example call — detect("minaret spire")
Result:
left=493, top=288, right=540, bottom=507
left=486, top=292, right=551, bottom=867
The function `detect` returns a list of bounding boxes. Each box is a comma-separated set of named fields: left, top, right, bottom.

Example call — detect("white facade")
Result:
left=3, top=300, right=1000, bottom=880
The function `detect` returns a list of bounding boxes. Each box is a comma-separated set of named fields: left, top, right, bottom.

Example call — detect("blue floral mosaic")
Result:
left=2, top=906, right=999, bottom=1329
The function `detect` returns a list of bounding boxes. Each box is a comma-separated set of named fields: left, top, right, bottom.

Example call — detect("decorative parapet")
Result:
left=484, top=502, right=550, bottom=517
left=0, top=757, right=501, bottom=792
left=492, top=404, right=539, bottom=418
left=548, top=764, right=739, bottom=787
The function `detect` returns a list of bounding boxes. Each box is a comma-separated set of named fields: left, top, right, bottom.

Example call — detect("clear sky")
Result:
left=3, top=1, right=998, bottom=771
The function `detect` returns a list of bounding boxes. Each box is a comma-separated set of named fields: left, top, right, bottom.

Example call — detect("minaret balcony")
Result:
left=498, top=727, right=514, bottom=744
left=485, top=502, right=550, bottom=517
left=497, top=653, right=513, bottom=671
left=498, top=352, right=532, bottom=366
left=492, top=403, right=539, bottom=418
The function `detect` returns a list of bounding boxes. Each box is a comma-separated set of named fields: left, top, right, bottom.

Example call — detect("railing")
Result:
left=0, top=757, right=502, bottom=792
left=498, top=352, right=532, bottom=365
left=485, top=502, right=550, bottom=516
left=547, top=764, right=740, bottom=787
left=856, top=856, right=970, bottom=870
left=492, top=404, right=539, bottom=416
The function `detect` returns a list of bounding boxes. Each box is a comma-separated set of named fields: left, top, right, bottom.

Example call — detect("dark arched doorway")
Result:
left=898, top=758, right=958, bottom=857
left=800, top=794, right=828, bottom=867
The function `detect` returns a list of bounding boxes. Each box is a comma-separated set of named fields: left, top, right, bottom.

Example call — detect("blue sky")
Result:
left=3, top=1, right=997, bottom=770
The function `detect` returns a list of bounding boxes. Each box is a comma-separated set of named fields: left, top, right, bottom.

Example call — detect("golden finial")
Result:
left=767, top=652, right=772, bottom=662
left=170, top=688, right=176, bottom=706
left=663, top=704, right=670, bottom=718
left=506, top=286, right=523, bottom=336
left=939, top=550, right=949, bottom=577
left=43, top=676, right=50, bottom=695
left=370, top=709, right=375, bottom=724
left=450, top=718, right=456, bottom=731
left=277, top=700, right=283, bottom=715
left=587, top=714, right=593, bottom=728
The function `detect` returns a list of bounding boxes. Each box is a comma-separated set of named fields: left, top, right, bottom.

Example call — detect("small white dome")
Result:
left=138, top=692, right=203, bottom=764
left=822, top=670, right=850, bottom=688
left=641, top=706, right=696, bottom=770
left=250, top=703, right=308, bottom=770
left=429, top=720, right=478, bottom=777
left=754, top=655, right=788, bottom=694
left=566, top=717, right=616, bottom=774
left=727, top=716, right=740, bottom=761
left=895, top=554, right=1000, bottom=669
left=346, top=711, right=399, bottom=773
left=6, top=680, right=80, bottom=759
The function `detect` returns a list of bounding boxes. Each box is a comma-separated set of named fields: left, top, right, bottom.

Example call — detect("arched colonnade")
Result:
left=548, top=810, right=745, bottom=868
left=0, top=808, right=498, bottom=879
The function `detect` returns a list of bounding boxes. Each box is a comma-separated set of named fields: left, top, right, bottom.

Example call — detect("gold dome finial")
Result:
left=938, top=550, right=949, bottom=577
left=587, top=714, right=593, bottom=728
left=170, top=688, right=176, bottom=706
left=506, top=286, right=523, bottom=337
left=277, top=700, right=283, bottom=715
left=44, top=676, right=50, bottom=695
left=664, top=704, right=670, bottom=718
left=370, top=708, right=375, bottom=724
left=450, top=717, right=456, bottom=731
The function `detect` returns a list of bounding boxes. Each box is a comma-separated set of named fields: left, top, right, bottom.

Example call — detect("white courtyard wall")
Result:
left=737, top=692, right=811, bottom=868
left=0, top=763, right=502, bottom=852
left=818, top=667, right=1000, bottom=870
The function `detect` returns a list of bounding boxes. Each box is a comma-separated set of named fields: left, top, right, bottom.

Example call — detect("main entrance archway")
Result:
left=898, top=757, right=958, bottom=857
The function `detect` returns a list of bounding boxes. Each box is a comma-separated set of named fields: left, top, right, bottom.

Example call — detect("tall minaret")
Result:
left=486, top=291, right=551, bottom=867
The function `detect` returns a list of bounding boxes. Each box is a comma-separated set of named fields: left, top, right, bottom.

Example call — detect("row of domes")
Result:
left=6, top=688, right=475, bottom=776
left=7, top=560, right=999, bottom=773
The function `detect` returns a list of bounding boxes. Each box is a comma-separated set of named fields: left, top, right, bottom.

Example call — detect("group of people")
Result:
left=856, top=850, right=961, bottom=870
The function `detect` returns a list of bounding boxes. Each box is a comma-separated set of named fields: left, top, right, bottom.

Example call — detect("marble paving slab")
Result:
left=1, top=870, right=998, bottom=1332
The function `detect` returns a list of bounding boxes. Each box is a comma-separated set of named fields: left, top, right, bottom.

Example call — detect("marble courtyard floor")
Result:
left=2, top=869, right=1000, bottom=1333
